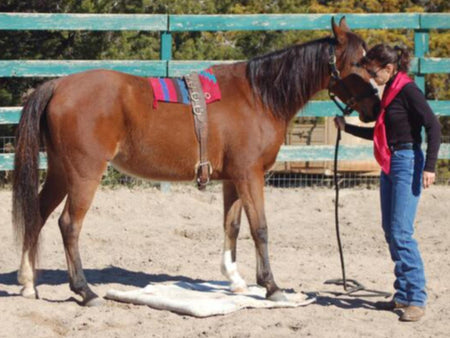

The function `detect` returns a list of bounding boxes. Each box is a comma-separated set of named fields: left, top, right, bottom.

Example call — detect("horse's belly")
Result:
left=110, top=143, right=198, bottom=182
left=109, top=100, right=225, bottom=182
left=110, top=159, right=197, bottom=181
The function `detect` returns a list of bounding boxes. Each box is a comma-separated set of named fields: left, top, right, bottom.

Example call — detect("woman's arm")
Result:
left=403, top=84, right=441, bottom=172
left=403, top=83, right=441, bottom=188
left=334, top=116, right=374, bottom=140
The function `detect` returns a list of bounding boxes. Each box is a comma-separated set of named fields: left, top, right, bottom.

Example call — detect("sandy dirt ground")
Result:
left=0, top=184, right=449, bottom=337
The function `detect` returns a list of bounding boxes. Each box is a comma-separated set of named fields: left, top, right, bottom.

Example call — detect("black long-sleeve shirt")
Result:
left=344, top=75, right=441, bottom=172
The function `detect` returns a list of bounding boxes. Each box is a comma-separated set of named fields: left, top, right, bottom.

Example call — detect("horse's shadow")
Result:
left=1, top=268, right=389, bottom=313
left=0, top=265, right=205, bottom=298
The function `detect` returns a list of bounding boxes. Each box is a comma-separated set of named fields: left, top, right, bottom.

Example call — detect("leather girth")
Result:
left=184, top=72, right=212, bottom=190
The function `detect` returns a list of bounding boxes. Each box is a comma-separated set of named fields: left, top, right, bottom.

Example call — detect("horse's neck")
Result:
left=285, top=74, right=330, bottom=123
left=245, top=39, right=332, bottom=124
left=298, top=85, right=327, bottom=115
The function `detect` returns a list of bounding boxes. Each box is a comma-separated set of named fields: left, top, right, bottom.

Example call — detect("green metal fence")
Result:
left=0, top=13, right=449, bottom=171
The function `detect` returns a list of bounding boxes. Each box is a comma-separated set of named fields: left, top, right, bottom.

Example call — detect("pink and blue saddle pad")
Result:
left=148, top=68, right=221, bottom=108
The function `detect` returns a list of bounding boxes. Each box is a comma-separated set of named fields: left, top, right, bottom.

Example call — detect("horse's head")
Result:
left=328, top=17, right=380, bottom=123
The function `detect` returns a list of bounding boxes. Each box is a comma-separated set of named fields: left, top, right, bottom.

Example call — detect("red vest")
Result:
left=373, top=72, right=413, bottom=174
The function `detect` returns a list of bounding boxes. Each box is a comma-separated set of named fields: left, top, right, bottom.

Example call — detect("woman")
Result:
left=334, top=44, right=441, bottom=321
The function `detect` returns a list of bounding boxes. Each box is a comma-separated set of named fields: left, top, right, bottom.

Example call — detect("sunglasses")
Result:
left=367, top=67, right=383, bottom=79
left=366, top=68, right=383, bottom=79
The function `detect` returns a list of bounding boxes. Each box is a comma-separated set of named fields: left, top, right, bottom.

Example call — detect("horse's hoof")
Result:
left=267, top=290, right=288, bottom=302
left=21, top=286, right=38, bottom=299
left=84, top=297, right=105, bottom=307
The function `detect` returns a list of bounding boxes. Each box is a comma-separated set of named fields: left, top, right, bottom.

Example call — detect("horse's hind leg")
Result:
left=18, top=160, right=68, bottom=299
left=220, top=181, right=247, bottom=292
left=234, top=170, right=286, bottom=301
left=58, top=163, right=106, bottom=306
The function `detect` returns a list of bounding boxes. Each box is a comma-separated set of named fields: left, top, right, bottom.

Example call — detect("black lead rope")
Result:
left=324, top=42, right=390, bottom=297
left=331, top=127, right=349, bottom=290
left=324, top=118, right=392, bottom=298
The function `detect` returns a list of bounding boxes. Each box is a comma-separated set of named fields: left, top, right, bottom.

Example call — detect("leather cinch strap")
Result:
left=184, top=72, right=212, bottom=190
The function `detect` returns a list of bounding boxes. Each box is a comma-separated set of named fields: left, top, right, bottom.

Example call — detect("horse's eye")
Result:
left=351, top=62, right=361, bottom=68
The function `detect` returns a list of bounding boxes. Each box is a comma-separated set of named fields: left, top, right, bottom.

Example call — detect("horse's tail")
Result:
left=12, top=80, right=56, bottom=251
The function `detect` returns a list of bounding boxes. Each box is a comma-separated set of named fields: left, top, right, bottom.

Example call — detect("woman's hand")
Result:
left=423, top=171, right=435, bottom=189
left=333, top=116, right=346, bottom=130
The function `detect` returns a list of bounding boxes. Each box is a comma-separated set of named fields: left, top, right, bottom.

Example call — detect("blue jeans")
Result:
left=380, top=146, right=426, bottom=307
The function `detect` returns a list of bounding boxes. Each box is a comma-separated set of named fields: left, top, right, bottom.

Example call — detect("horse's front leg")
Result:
left=234, top=170, right=287, bottom=301
left=221, top=181, right=247, bottom=292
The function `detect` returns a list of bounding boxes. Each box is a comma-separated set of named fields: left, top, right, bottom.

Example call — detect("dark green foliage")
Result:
left=0, top=1, right=448, bottom=183
left=0, top=1, right=448, bottom=106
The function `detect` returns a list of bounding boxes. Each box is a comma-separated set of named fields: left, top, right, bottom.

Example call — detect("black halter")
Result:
left=327, top=43, right=378, bottom=116
left=328, top=43, right=341, bottom=81
left=328, top=43, right=354, bottom=115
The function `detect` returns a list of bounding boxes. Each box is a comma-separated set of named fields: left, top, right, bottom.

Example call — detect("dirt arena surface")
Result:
left=1, top=184, right=449, bottom=337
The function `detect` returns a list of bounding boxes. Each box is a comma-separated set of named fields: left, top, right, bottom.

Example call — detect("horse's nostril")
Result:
left=361, top=107, right=368, bottom=120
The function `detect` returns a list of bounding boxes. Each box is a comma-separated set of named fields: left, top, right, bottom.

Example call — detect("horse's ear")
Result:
left=331, top=17, right=347, bottom=44
left=339, top=16, right=351, bottom=32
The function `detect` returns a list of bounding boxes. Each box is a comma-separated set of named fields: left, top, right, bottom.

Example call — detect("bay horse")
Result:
left=12, top=17, right=380, bottom=306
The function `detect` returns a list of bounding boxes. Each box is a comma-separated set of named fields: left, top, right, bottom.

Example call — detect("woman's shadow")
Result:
left=312, top=294, right=379, bottom=310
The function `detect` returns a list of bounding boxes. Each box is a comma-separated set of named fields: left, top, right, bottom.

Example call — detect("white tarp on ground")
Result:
left=106, top=281, right=315, bottom=317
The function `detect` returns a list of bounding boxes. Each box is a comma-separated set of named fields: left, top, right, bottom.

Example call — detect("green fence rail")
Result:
left=1, top=13, right=449, bottom=171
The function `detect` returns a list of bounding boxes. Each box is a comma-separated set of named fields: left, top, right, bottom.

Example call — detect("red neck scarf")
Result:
left=374, top=71, right=413, bottom=174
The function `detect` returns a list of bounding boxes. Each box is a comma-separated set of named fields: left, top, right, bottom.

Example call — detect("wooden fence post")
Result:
left=414, top=29, right=429, bottom=93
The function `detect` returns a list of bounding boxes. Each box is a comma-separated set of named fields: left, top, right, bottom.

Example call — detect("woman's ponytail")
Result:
left=393, top=45, right=410, bottom=72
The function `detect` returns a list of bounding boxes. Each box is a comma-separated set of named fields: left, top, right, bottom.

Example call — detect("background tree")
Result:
left=0, top=0, right=448, bottom=179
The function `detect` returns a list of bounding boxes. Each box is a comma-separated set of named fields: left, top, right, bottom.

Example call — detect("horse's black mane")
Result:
left=246, top=35, right=363, bottom=119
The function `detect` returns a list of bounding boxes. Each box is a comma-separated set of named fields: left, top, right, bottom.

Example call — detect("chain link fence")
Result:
left=1, top=135, right=449, bottom=188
